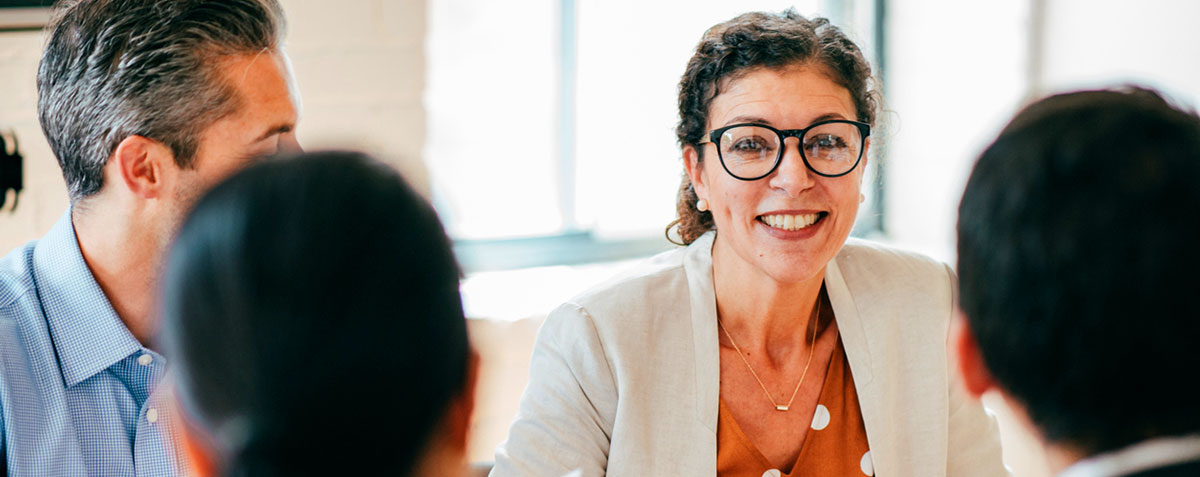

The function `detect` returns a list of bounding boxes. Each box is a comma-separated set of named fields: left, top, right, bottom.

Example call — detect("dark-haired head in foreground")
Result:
left=954, top=87, right=1200, bottom=475
left=161, top=151, right=475, bottom=476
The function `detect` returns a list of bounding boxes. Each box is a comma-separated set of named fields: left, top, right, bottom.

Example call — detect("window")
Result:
left=427, top=0, right=882, bottom=271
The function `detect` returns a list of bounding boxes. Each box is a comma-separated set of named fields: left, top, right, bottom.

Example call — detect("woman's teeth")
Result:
left=760, top=213, right=822, bottom=231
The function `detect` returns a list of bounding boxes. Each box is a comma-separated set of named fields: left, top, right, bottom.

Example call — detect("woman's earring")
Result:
left=697, top=199, right=709, bottom=212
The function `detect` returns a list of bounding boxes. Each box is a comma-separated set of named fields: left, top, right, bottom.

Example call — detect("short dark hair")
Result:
left=669, top=9, right=879, bottom=244
left=37, top=0, right=285, bottom=201
left=161, top=151, right=469, bottom=475
left=957, top=87, right=1200, bottom=455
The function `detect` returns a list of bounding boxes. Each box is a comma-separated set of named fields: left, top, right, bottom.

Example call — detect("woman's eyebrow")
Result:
left=725, top=115, right=772, bottom=126
left=723, top=112, right=849, bottom=128
left=808, top=113, right=848, bottom=123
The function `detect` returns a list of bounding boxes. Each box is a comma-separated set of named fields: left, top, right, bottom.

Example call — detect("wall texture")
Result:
left=0, top=0, right=428, bottom=252
left=0, top=28, right=65, bottom=253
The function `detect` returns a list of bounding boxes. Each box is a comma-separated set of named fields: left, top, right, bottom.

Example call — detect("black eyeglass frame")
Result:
left=699, top=119, right=872, bottom=180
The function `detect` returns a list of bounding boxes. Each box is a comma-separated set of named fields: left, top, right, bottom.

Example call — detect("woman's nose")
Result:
left=767, top=138, right=816, bottom=196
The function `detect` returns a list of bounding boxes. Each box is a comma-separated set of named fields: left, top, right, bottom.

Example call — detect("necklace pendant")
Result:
left=775, top=405, right=789, bottom=411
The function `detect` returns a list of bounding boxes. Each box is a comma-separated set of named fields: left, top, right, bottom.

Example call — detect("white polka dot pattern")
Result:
left=763, top=469, right=782, bottom=477
left=860, top=450, right=875, bottom=475
left=811, top=404, right=831, bottom=430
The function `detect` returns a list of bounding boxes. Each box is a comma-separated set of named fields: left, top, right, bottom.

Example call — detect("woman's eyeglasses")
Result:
left=698, top=119, right=870, bottom=180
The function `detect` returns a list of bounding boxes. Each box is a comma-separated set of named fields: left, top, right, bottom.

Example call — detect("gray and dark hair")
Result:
left=37, top=0, right=286, bottom=201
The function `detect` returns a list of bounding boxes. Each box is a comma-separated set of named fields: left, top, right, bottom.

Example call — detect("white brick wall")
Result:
left=0, top=28, right=67, bottom=254
left=282, top=0, right=430, bottom=193
left=0, top=0, right=429, bottom=252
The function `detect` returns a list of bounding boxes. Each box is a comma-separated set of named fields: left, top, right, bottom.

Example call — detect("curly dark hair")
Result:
left=667, top=9, right=879, bottom=244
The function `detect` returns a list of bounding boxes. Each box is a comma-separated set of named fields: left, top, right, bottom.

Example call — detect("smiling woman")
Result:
left=492, top=9, right=1008, bottom=477
left=687, top=66, right=867, bottom=286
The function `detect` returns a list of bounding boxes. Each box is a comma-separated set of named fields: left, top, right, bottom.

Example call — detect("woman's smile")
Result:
left=756, top=210, right=829, bottom=238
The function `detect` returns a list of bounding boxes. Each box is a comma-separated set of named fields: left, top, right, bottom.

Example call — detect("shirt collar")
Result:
left=33, top=209, right=142, bottom=388
left=1059, top=434, right=1200, bottom=477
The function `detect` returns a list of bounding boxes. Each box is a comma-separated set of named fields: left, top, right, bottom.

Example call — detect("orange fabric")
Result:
left=716, top=337, right=874, bottom=477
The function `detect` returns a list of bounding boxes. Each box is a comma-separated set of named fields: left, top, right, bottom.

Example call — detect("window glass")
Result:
left=427, top=0, right=877, bottom=243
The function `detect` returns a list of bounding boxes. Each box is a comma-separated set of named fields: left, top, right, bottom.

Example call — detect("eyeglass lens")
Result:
left=718, top=122, right=863, bottom=178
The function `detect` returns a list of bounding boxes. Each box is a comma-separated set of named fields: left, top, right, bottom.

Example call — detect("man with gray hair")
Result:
left=0, top=0, right=299, bottom=473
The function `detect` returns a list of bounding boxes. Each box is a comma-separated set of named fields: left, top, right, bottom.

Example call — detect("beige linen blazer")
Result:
left=492, top=232, right=1007, bottom=477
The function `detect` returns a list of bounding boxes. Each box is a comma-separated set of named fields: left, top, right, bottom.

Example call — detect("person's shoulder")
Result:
left=0, top=240, right=38, bottom=314
left=570, top=246, right=689, bottom=309
left=544, top=246, right=691, bottom=332
left=1, top=241, right=39, bottom=392
left=833, top=238, right=955, bottom=322
left=836, top=237, right=952, bottom=283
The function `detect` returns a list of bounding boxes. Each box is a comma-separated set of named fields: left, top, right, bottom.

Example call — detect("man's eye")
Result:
left=255, top=138, right=284, bottom=158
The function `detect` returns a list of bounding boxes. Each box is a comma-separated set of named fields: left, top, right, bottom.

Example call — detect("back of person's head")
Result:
left=161, top=151, right=473, bottom=476
left=38, top=0, right=285, bottom=201
left=957, top=87, right=1200, bottom=455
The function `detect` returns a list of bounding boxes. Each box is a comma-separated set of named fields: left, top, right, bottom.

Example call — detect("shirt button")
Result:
left=147, top=408, right=159, bottom=424
left=137, top=354, right=153, bottom=366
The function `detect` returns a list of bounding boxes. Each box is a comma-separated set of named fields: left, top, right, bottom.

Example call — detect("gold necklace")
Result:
left=717, top=299, right=820, bottom=412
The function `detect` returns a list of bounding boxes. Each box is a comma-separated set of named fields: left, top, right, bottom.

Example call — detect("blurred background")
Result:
left=3, top=1, right=1198, bottom=474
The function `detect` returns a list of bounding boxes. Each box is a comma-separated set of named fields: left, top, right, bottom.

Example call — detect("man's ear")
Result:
left=949, top=311, right=998, bottom=399
left=683, top=144, right=708, bottom=201
left=111, top=135, right=175, bottom=199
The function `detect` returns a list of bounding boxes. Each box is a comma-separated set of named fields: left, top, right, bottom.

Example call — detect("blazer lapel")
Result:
left=684, top=232, right=720, bottom=433
left=824, top=256, right=874, bottom=384
left=826, top=254, right=896, bottom=474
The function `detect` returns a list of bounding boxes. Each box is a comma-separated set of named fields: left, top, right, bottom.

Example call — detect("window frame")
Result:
left=448, top=0, right=888, bottom=272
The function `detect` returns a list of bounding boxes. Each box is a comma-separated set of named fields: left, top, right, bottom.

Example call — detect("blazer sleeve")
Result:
left=943, top=264, right=1010, bottom=477
left=491, top=302, right=619, bottom=477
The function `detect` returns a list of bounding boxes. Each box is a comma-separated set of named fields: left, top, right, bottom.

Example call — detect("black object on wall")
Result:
left=0, top=1, right=55, bottom=7
left=0, top=0, right=54, bottom=31
left=1, top=131, right=23, bottom=213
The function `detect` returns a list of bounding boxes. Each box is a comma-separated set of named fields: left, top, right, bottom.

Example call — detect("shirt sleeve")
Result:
left=491, top=302, right=619, bottom=477
left=943, top=264, right=1010, bottom=477
left=1, top=397, right=7, bottom=476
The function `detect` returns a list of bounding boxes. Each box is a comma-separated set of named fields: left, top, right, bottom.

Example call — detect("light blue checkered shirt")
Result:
left=0, top=210, right=181, bottom=476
